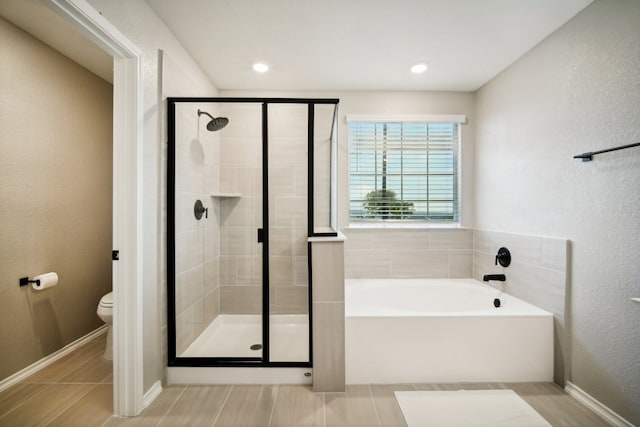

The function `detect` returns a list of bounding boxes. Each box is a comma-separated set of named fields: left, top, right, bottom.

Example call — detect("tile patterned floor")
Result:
left=0, top=334, right=612, bottom=426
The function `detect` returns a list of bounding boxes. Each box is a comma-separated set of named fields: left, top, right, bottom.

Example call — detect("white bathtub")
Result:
left=345, top=278, right=553, bottom=384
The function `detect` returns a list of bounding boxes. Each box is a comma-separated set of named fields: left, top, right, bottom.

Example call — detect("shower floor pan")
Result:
left=180, top=314, right=309, bottom=361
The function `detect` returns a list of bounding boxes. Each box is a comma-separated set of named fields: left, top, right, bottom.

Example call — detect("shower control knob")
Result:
left=495, top=247, right=511, bottom=267
left=194, top=199, right=208, bottom=220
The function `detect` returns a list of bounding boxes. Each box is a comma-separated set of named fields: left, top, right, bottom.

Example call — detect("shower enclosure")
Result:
left=167, top=98, right=338, bottom=372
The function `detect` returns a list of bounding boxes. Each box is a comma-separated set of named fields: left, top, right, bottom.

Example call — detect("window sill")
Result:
left=345, top=222, right=465, bottom=230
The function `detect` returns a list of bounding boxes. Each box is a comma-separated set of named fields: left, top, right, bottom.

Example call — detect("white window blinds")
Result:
left=349, top=119, right=461, bottom=223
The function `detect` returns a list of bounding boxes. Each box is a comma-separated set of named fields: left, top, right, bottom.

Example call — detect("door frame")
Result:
left=43, top=0, right=145, bottom=416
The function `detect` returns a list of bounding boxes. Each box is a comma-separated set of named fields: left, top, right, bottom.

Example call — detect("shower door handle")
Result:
left=257, top=228, right=264, bottom=243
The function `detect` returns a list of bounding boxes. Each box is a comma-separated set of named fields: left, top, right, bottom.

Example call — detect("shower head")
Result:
left=197, top=109, right=229, bottom=131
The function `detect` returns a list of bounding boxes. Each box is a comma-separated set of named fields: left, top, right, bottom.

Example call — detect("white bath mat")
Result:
left=394, top=390, right=551, bottom=427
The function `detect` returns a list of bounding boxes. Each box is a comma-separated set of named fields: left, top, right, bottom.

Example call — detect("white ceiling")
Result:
left=1, top=0, right=592, bottom=92
left=145, top=0, right=593, bottom=92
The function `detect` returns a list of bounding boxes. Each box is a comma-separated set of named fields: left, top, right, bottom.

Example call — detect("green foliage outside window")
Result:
left=363, top=189, right=414, bottom=219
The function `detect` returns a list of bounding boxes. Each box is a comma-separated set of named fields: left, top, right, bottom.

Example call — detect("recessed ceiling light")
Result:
left=253, top=62, right=269, bottom=73
left=411, top=63, right=428, bottom=74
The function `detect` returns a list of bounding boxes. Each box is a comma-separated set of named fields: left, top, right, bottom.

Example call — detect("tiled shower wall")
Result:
left=218, top=104, right=310, bottom=315
left=218, top=103, right=263, bottom=314
left=174, top=104, right=221, bottom=355
left=175, top=102, right=315, bottom=351
left=267, top=104, right=310, bottom=315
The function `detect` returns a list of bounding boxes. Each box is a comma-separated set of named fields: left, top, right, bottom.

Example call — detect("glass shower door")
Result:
left=171, top=101, right=264, bottom=360
left=267, top=103, right=310, bottom=363
left=209, top=102, right=264, bottom=359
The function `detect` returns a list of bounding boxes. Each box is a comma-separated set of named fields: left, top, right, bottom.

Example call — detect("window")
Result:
left=348, top=116, right=463, bottom=224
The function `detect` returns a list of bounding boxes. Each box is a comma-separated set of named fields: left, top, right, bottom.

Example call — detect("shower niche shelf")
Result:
left=210, top=192, right=242, bottom=198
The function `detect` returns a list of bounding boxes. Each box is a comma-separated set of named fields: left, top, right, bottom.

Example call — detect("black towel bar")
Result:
left=573, top=142, right=640, bottom=162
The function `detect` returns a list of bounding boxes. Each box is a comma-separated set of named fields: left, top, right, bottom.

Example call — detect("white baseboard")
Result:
left=565, top=381, right=634, bottom=427
left=143, top=380, right=163, bottom=409
left=0, top=325, right=108, bottom=393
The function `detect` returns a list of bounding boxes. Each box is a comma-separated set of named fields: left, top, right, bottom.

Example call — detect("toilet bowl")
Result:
left=96, top=292, right=113, bottom=360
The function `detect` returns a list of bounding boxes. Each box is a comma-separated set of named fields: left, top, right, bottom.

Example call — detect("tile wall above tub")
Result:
left=343, top=227, right=568, bottom=320
left=342, top=228, right=474, bottom=279
left=473, top=229, right=569, bottom=385
left=473, top=229, right=568, bottom=319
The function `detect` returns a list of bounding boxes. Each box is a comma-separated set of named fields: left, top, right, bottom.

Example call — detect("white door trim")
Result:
left=42, top=0, right=145, bottom=416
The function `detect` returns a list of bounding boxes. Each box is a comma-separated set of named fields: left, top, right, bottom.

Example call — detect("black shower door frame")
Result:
left=167, top=97, right=338, bottom=368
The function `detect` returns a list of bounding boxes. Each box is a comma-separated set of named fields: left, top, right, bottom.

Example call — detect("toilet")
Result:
left=96, top=292, right=113, bottom=360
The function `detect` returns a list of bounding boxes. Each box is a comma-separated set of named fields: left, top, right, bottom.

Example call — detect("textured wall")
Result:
left=475, top=0, right=640, bottom=423
left=0, top=18, right=112, bottom=381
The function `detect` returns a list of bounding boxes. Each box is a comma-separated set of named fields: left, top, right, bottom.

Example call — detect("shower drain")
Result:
left=250, top=344, right=263, bottom=351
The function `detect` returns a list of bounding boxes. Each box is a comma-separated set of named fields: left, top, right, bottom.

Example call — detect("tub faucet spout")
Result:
left=483, top=274, right=506, bottom=282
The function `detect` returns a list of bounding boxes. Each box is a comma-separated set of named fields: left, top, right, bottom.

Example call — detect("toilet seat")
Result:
left=99, top=292, right=113, bottom=309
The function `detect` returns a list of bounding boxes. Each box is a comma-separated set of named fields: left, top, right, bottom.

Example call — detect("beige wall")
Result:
left=475, top=0, right=640, bottom=423
left=0, top=17, right=112, bottom=381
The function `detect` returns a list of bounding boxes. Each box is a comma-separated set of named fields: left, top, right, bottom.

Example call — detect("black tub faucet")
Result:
left=483, top=274, right=506, bottom=282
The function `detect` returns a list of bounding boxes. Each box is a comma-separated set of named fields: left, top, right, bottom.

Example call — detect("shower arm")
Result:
left=197, top=109, right=214, bottom=120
